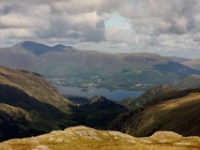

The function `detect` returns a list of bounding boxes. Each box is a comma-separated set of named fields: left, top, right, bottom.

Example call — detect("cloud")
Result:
left=0, top=0, right=121, bottom=43
left=51, top=0, right=130, bottom=14
left=0, top=0, right=200, bottom=57
left=120, top=0, right=200, bottom=35
left=0, top=29, right=34, bottom=39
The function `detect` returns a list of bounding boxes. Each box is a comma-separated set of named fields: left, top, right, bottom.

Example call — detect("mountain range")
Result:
left=1, top=41, right=200, bottom=148
left=1, top=41, right=200, bottom=90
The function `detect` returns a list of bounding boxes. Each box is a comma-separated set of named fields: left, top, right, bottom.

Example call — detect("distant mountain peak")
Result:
left=12, top=41, right=73, bottom=56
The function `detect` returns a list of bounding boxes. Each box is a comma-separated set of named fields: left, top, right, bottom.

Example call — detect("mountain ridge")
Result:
left=1, top=41, right=200, bottom=90
left=12, top=41, right=73, bottom=56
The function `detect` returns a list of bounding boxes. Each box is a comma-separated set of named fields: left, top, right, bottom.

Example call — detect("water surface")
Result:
left=54, top=85, right=144, bottom=101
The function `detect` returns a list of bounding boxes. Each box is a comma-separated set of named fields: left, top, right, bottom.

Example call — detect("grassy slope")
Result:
left=0, top=66, right=72, bottom=113
left=0, top=102, right=64, bottom=141
left=0, top=126, right=199, bottom=150
left=118, top=84, right=174, bottom=110
left=0, top=103, right=31, bottom=140
left=107, top=88, right=200, bottom=137
left=0, top=66, right=75, bottom=141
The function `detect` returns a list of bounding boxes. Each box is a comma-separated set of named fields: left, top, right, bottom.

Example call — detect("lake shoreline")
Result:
left=54, top=84, right=144, bottom=101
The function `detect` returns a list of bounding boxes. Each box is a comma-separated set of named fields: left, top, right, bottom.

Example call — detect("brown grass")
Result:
left=0, top=126, right=199, bottom=150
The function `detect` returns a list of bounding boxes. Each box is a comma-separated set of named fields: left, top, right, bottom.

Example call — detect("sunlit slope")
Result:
left=0, top=66, right=72, bottom=113
left=0, top=126, right=199, bottom=150
left=107, top=88, right=200, bottom=137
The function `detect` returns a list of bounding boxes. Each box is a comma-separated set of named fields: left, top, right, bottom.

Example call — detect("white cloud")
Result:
left=0, top=29, right=34, bottom=39
left=120, top=0, right=200, bottom=35
left=0, top=0, right=200, bottom=57
left=0, top=14, right=48, bottom=28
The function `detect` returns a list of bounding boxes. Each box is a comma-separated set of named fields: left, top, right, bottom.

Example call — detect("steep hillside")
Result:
left=0, top=41, right=200, bottom=90
left=0, top=103, right=31, bottom=141
left=0, top=126, right=199, bottom=150
left=106, top=88, right=200, bottom=137
left=136, top=84, right=175, bottom=106
left=0, top=66, right=72, bottom=113
left=118, top=84, right=174, bottom=110
left=67, top=96, right=128, bottom=129
left=172, top=74, right=200, bottom=89
left=0, top=66, right=76, bottom=141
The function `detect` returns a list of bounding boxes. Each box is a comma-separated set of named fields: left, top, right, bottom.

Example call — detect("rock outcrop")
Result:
left=0, top=126, right=199, bottom=150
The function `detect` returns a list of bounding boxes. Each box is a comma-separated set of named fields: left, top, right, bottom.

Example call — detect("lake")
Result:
left=54, top=84, right=144, bottom=101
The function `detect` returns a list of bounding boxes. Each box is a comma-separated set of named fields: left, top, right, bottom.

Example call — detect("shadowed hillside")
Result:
left=166, top=56, right=200, bottom=71
left=107, top=88, right=200, bottom=137
left=0, top=66, right=76, bottom=141
left=66, top=96, right=128, bottom=129
left=0, top=66, right=72, bottom=113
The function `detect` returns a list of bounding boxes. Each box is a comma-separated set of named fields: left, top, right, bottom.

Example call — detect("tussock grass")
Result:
left=0, top=126, right=199, bottom=150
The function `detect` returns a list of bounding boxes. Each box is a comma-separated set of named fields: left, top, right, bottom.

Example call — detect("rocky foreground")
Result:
left=0, top=126, right=200, bottom=150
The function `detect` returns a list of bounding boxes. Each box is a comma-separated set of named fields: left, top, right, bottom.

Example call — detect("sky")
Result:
left=1, top=0, right=200, bottom=57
